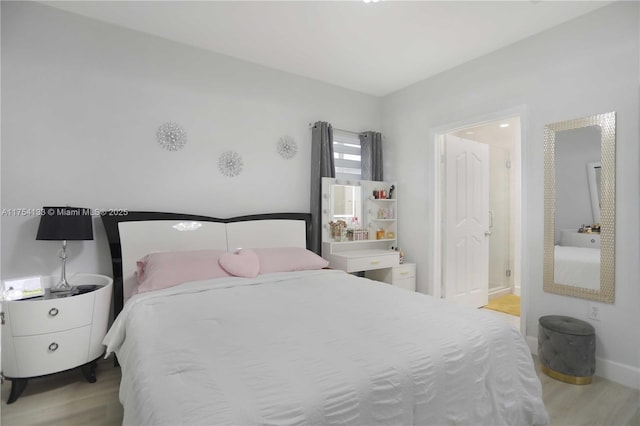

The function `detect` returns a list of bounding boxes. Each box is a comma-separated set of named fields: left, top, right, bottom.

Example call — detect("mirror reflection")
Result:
left=331, top=184, right=362, bottom=227
left=543, top=111, right=615, bottom=303
left=554, top=125, right=601, bottom=242
left=586, top=162, right=601, bottom=224
left=329, top=184, right=366, bottom=241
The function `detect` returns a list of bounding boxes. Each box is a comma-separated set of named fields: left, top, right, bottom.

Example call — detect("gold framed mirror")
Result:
left=543, top=112, right=615, bottom=303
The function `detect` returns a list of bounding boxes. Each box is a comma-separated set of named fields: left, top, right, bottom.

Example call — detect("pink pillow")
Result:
left=252, top=247, right=329, bottom=274
left=218, top=249, right=260, bottom=278
left=136, top=250, right=230, bottom=294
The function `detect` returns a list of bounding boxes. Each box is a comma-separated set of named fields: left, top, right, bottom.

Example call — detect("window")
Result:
left=333, top=130, right=361, bottom=180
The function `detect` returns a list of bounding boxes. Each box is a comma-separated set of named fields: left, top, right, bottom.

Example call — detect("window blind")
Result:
left=333, top=130, right=361, bottom=180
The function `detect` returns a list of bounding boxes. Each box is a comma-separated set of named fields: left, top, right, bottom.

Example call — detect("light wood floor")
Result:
left=1, top=358, right=122, bottom=426
left=1, top=356, right=639, bottom=425
left=533, top=357, right=640, bottom=426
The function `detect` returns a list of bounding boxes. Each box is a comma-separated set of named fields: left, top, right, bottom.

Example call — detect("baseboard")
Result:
left=526, top=336, right=640, bottom=390
left=514, top=285, right=521, bottom=296
left=526, top=336, right=538, bottom=354
left=489, top=287, right=512, bottom=300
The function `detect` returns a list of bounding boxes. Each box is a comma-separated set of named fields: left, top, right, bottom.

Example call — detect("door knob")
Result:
left=485, top=230, right=492, bottom=236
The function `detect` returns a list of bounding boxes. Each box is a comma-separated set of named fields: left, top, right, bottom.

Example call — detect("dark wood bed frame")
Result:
left=101, top=211, right=312, bottom=318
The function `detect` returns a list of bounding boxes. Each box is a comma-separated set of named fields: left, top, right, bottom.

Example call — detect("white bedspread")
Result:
left=554, top=245, right=600, bottom=290
left=104, top=269, right=548, bottom=426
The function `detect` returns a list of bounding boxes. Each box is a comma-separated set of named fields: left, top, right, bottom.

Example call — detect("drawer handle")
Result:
left=400, top=272, right=409, bottom=276
left=48, top=342, right=59, bottom=352
left=370, top=260, right=381, bottom=265
left=48, top=307, right=59, bottom=317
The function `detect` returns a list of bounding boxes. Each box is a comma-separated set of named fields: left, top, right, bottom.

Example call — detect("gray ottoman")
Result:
left=538, top=315, right=595, bottom=385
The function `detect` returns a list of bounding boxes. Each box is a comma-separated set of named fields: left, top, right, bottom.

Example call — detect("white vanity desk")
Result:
left=323, top=245, right=399, bottom=273
left=321, top=178, right=415, bottom=291
left=559, top=229, right=601, bottom=248
left=323, top=243, right=417, bottom=292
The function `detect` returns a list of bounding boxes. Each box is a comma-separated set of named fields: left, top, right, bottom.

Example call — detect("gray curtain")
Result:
left=310, top=121, right=335, bottom=254
left=360, top=131, right=383, bottom=181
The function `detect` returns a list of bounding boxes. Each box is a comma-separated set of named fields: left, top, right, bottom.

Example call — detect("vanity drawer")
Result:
left=366, top=263, right=416, bottom=291
left=394, top=277, right=416, bottom=292
left=8, top=292, right=94, bottom=336
left=347, top=252, right=398, bottom=272
left=12, top=326, right=92, bottom=377
left=392, top=263, right=416, bottom=281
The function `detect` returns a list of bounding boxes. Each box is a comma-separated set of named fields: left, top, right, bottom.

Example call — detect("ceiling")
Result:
left=451, top=116, right=520, bottom=151
left=44, top=1, right=611, bottom=97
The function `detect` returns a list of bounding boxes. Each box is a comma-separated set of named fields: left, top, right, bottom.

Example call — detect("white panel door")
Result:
left=444, top=135, right=490, bottom=308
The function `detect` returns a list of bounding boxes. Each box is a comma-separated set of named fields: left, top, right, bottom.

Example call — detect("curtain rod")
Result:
left=307, top=122, right=362, bottom=136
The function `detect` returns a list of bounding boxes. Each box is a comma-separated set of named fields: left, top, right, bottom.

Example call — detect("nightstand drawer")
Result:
left=8, top=292, right=94, bottom=336
left=12, top=326, right=92, bottom=377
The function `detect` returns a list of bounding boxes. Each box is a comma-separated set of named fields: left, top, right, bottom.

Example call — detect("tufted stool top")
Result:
left=539, top=315, right=595, bottom=336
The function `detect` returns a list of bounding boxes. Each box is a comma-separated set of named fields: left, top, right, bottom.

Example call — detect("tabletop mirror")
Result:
left=331, top=183, right=362, bottom=226
left=321, top=178, right=367, bottom=242
left=543, top=111, right=615, bottom=303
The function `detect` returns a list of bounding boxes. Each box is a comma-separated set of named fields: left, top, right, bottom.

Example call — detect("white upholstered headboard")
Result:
left=102, top=212, right=311, bottom=314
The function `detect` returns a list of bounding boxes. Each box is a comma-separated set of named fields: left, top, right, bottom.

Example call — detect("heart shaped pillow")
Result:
left=218, top=249, right=260, bottom=278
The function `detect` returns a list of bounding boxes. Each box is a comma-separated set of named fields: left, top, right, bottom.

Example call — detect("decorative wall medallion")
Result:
left=277, top=135, right=297, bottom=159
left=156, top=122, right=187, bottom=151
left=218, top=150, right=244, bottom=177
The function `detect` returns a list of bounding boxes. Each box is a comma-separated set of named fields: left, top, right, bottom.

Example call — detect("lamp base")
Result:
left=50, top=279, right=73, bottom=293
left=51, top=241, right=74, bottom=293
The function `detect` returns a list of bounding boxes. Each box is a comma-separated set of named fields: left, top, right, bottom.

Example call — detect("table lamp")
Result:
left=36, top=206, right=93, bottom=292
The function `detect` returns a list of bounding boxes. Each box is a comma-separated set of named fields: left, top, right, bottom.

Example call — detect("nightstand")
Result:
left=365, top=263, right=416, bottom=291
left=1, top=273, right=113, bottom=403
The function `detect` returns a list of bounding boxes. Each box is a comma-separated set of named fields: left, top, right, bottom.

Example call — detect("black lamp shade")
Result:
left=36, top=207, right=94, bottom=241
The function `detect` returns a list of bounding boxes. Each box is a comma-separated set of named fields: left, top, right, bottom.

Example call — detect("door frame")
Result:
left=429, top=105, right=528, bottom=333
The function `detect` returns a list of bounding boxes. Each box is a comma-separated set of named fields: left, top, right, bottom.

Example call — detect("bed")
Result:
left=554, top=245, right=600, bottom=290
left=101, top=212, right=549, bottom=426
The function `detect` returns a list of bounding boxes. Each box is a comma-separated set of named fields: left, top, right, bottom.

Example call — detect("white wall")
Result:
left=382, top=2, right=639, bottom=388
left=0, top=2, right=381, bottom=280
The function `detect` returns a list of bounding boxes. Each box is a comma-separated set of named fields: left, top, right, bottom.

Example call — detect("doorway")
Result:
left=431, top=108, right=524, bottom=331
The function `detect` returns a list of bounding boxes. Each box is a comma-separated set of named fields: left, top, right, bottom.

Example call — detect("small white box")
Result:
left=2, top=276, right=44, bottom=300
